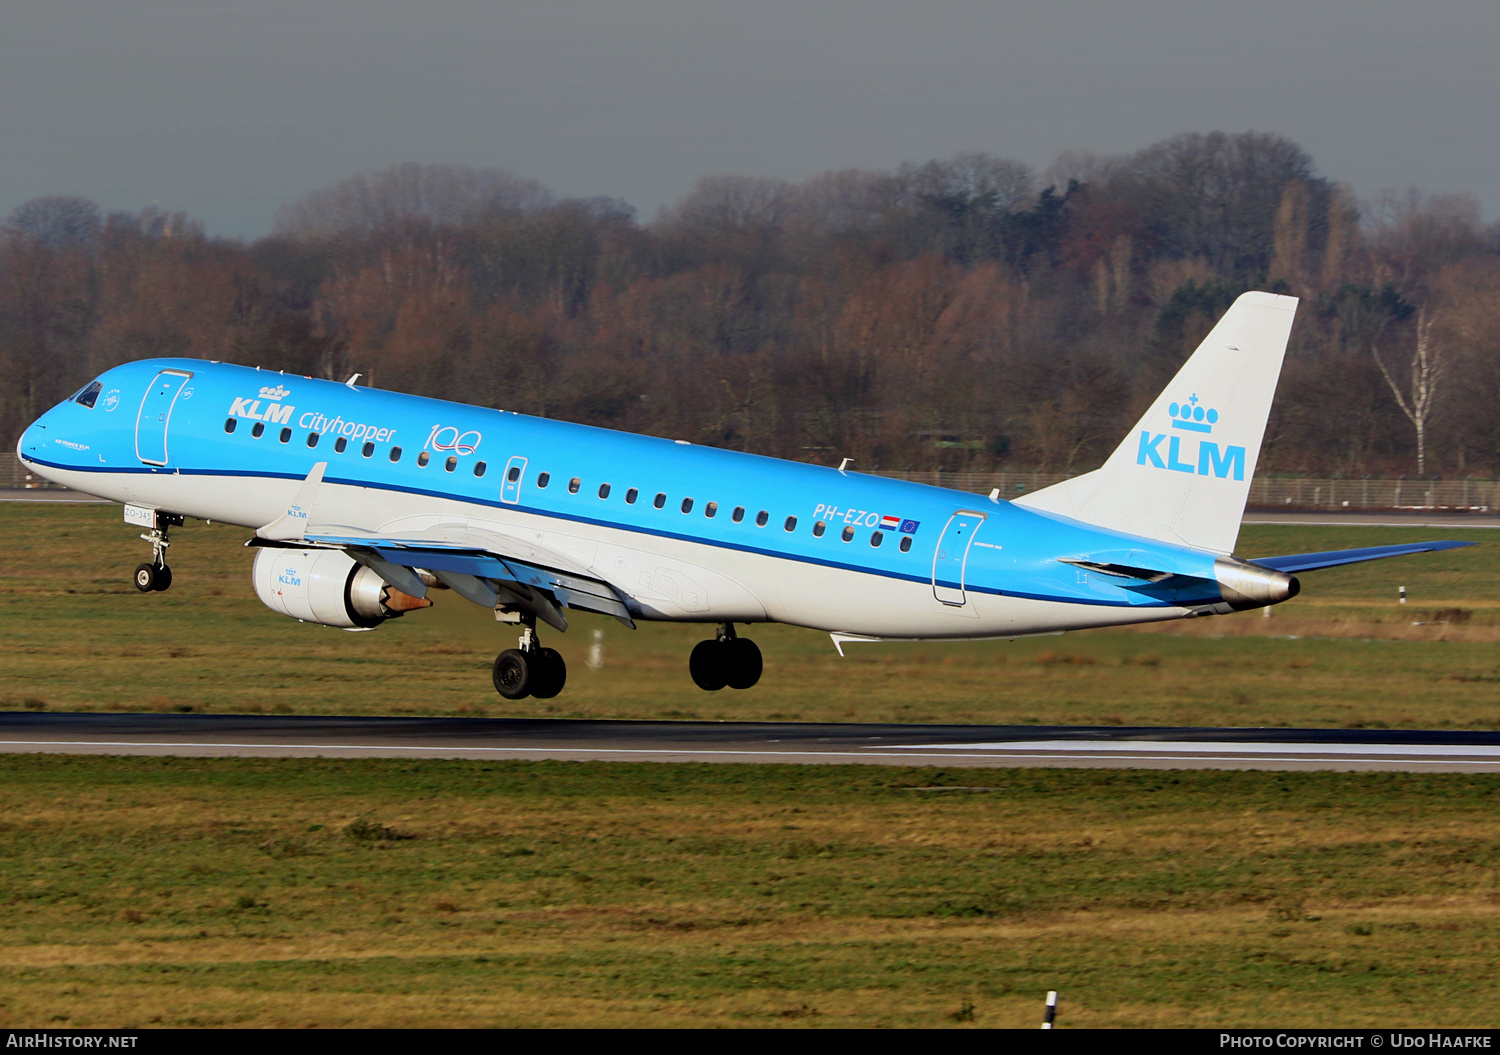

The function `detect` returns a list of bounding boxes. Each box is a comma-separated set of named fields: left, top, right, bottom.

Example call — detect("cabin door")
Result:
left=134, top=369, right=193, bottom=466
left=931, top=509, right=986, bottom=606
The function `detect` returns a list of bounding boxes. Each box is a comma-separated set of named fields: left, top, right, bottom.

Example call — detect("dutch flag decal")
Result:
left=880, top=514, right=901, bottom=531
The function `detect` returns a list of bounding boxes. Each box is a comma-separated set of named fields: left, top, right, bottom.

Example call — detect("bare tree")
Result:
left=4, top=196, right=102, bottom=250
left=1372, top=306, right=1443, bottom=475
left=273, top=163, right=553, bottom=239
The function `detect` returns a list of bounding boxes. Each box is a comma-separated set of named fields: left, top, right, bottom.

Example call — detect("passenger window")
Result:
left=784, top=516, right=797, bottom=532
left=335, top=436, right=347, bottom=453
left=444, top=456, right=457, bottom=472
left=626, top=488, right=639, bottom=504
left=841, top=525, right=854, bottom=542
left=252, top=422, right=265, bottom=438
left=755, top=510, right=768, bottom=527
left=508, top=465, right=521, bottom=482
left=389, top=446, right=402, bottom=462
left=681, top=497, right=694, bottom=514
left=568, top=477, right=581, bottom=494
left=224, top=418, right=237, bottom=434
left=732, top=507, right=745, bottom=523
left=474, top=461, right=487, bottom=477
left=654, top=493, right=666, bottom=509
left=417, top=451, right=430, bottom=467
left=307, top=432, right=320, bottom=448
left=900, top=536, right=912, bottom=553
left=870, top=531, right=883, bottom=547
left=279, top=427, right=291, bottom=443
left=362, top=441, right=374, bottom=457
left=537, top=472, right=550, bottom=488
left=599, top=483, right=611, bottom=499
left=812, top=521, right=826, bottom=537
left=73, top=382, right=103, bottom=408
left=705, top=502, right=717, bottom=518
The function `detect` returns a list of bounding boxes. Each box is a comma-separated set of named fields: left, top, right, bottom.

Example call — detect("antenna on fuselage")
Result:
left=838, top=458, right=852, bottom=474
left=344, top=373, right=362, bottom=388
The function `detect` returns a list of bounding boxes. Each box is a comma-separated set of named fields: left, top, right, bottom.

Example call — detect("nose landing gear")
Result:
left=689, top=623, right=762, bottom=691
left=492, top=619, right=567, bottom=700
left=133, top=512, right=183, bottom=593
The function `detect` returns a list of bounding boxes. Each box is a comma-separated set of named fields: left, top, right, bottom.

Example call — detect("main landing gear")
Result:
left=690, top=623, right=762, bottom=691
left=492, top=619, right=567, bottom=701
left=133, top=513, right=184, bottom=593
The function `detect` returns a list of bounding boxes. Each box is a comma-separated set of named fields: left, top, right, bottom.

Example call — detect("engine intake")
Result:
left=252, top=548, right=430, bottom=629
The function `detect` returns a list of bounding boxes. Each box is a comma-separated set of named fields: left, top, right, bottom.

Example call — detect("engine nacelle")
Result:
left=252, top=548, right=429, bottom=629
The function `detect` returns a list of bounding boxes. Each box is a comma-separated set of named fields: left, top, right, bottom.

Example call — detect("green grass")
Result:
left=2, top=503, right=1498, bottom=727
left=0, top=756, right=1497, bottom=1028
left=3, top=506, right=1499, bottom=1027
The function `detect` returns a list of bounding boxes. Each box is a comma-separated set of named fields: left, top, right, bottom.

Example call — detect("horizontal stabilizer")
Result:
left=1251, top=541, right=1473, bottom=574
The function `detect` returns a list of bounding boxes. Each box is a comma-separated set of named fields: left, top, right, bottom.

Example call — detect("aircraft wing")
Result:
left=286, top=531, right=637, bottom=629
left=1249, top=540, right=1473, bottom=574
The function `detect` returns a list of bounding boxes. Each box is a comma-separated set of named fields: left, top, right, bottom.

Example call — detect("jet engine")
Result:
left=252, top=547, right=431, bottom=629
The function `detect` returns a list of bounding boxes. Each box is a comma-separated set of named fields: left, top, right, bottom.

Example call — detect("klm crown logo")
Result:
left=1169, top=394, right=1218, bottom=433
left=1137, top=393, right=1245, bottom=480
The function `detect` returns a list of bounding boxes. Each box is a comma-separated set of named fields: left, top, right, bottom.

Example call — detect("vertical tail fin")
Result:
left=1014, top=291, right=1297, bottom=554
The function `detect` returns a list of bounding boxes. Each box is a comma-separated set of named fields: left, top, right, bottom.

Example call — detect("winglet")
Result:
left=256, top=462, right=327, bottom=541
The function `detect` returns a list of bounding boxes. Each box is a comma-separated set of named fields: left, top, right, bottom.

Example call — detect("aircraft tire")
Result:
left=493, top=648, right=533, bottom=700
left=689, top=639, right=729, bottom=691
left=153, top=565, right=173, bottom=592
left=133, top=563, right=157, bottom=592
left=724, top=638, right=762, bottom=690
left=530, top=647, right=567, bottom=700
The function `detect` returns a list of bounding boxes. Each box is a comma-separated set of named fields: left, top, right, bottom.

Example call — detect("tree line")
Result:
left=3, top=131, right=1498, bottom=478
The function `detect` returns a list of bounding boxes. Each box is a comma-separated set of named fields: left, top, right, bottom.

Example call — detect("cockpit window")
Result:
left=73, top=382, right=103, bottom=409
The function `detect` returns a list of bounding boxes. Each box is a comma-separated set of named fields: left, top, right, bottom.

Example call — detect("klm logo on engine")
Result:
left=1136, top=394, right=1245, bottom=481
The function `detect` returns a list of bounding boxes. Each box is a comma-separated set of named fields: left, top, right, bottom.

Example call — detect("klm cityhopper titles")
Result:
left=17, top=292, right=1470, bottom=700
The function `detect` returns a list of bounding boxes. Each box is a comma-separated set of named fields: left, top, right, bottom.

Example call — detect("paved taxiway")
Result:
left=3, top=713, right=1499, bottom=772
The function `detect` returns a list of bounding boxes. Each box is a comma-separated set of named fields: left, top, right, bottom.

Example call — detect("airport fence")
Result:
left=2, top=452, right=1494, bottom=510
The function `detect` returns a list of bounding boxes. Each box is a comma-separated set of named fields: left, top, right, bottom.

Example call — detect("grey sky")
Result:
left=4, top=0, right=1496, bottom=238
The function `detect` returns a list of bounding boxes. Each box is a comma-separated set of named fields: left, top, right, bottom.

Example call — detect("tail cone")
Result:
left=1214, top=557, right=1298, bottom=611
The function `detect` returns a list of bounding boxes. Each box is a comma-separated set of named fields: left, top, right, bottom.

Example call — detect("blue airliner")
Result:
left=16, top=292, right=1469, bottom=699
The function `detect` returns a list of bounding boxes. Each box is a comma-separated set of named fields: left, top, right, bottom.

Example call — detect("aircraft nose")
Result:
left=16, top=413, right=50, bottom=462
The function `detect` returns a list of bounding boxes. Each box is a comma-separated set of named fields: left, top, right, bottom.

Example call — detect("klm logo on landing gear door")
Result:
left=1135, top=394, right=1246, bottom=481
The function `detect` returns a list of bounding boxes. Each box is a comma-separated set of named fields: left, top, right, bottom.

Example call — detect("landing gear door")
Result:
left=135, top=369, right=193, bottom=466
left=500, top=456, right=528, bottom=504
left=932, top=510, right=986, bottom=606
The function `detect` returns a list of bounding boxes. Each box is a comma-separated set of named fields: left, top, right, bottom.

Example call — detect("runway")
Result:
left=3, top=712, right=1499, bottom=771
